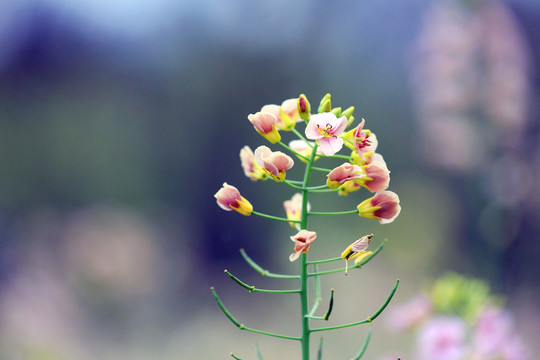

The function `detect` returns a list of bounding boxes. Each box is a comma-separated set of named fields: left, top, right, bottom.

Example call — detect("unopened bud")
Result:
left=297, top=94, right=311, bottom=121
left=331, top=107, right=342, bottom=117
left=317, top=93, right=331, bottom=113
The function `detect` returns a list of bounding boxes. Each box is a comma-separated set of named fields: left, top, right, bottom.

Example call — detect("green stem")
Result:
left=252, top=211, right=300, bottom=223
left=305, top=184, right=329, bottom=190
left=225, top=270, right=300, bottom=293
left=310, top=280, right=399, bottom=332
left=308, top=264, right=322, bottom=317
left=283, top=180, right=305, bottom=191
left=291, top=127, right=310, bottom=145
left=299, top=142, right=319, bottom=360
left=278, top=141, right=309, bottom=161
left=353, top=326, right=372, bottom=360
left=308, top=209, right=359, bottom=216
left=318, top=153, right=351, bottom=160
left=240, top=249, right=300, bottom=279
left=307, top=257, right=342, bottom=265
left=310, top=166, right=332, bottom=173
left=211, top=287, right=301, bottom=341
left=309, top=188, right=340, bottom=194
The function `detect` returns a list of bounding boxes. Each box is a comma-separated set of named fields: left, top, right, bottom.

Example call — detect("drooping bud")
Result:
left=297, top=94, right=311, bottom=121
left=318, top=93, right=332, bottom=113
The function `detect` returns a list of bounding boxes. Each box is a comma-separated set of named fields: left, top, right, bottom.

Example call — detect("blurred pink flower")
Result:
left=283, top=193, right=310, bottom=228
left=254, top=145, right=294, bottom=182
left=305, top=112, right=348, bottom=155
left=289, top=229, right=316, bottom=262
left=357, top=190, right=401, bottom=224
left=261, top=98, right=301, bottom=130
left=416, top=316, right=467, bottom=360
left=239, top=146, right=267, bottom=181
left=288, top=139, right=321, bottom=162
left=472, top=305, right=529, bottom=359
left=386, top=295, right=432, bottom=332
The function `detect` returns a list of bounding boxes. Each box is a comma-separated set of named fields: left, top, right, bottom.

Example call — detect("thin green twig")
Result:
left=278, top=141, right=309, bottom=161
left=252, top=211, right=300, bottom=223
left=225, top=270, right=300, bottom=293
left=240, top=249, right=299, bottom=279
left=310, top=280, right=399, bottom=332
left=307, top=257, right=342, bottom=265
left=308, top=209, right=359, bottom=216
left=353, top=325, right=372, bottom=360
left=211, top=287, right=301, bottom=341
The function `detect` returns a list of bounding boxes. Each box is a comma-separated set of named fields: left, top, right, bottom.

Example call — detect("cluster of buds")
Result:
left=212, top=93, right=401, bottom=360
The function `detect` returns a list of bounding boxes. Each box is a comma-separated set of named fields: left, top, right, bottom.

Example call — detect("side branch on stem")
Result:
left=310, top=279, right=399, bottom=332
left=225, top=270, right=300, bottom=294
left=240, top=249, right=299, bottom=279
left=211, top=287, right=301, bottom=341
left=252, top=210, right=301, bottom=223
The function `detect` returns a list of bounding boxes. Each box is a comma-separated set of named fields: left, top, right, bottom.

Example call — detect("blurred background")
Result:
left=0, top=0, right=538, bottom=358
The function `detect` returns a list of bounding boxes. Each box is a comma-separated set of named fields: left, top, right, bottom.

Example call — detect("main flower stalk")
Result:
left=299, top=142, right=319, bottom=360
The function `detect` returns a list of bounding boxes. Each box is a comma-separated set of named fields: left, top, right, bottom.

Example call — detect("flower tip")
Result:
left=298, top=94, right=311, bottom=120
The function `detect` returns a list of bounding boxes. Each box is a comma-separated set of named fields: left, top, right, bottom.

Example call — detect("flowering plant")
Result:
left=213, top=93, right=402, bottom=359
left=385, top=273, right=530, bottom=360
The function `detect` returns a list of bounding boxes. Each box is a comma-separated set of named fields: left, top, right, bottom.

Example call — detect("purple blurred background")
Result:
left=0, top=0, right=538, bottom=358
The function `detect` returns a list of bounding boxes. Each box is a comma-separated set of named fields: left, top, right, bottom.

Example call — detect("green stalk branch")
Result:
left=310, top=166, right=332, bottom=173
left=240, top=249, right=299, bottom=279
left=225, top=270, right=300, bottom=293
left=211, top=287, right=301, bottom=341
left=252, top=211, right=300, bottom=223
left=353, top=326, right=372, bottom=360
left=308, top=264, right=322, bottom=317
left=317, top=337, right=324, bottom=360
left=255, top=343, right=264, bottom=360
left=278, top=141, right=309, bottom=161
left=309, top=188, right=340, bottom=194
left=283, top=180, right=305, bottom=191
left=318, top=153, right=351, bottom=160
left=310, top=280, right=399, bottom=332
left=308, top=209, right=359, bottom=216
left=307, top=257, right=342, bottom=265
left=291, top=127, right=311, bottom=145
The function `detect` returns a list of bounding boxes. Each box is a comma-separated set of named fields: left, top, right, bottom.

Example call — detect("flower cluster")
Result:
left=216, top=93, right=401, bottom=230
left=385, top=273, right=529, bottom=360
left=212, top=93, right=402, bottom=360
